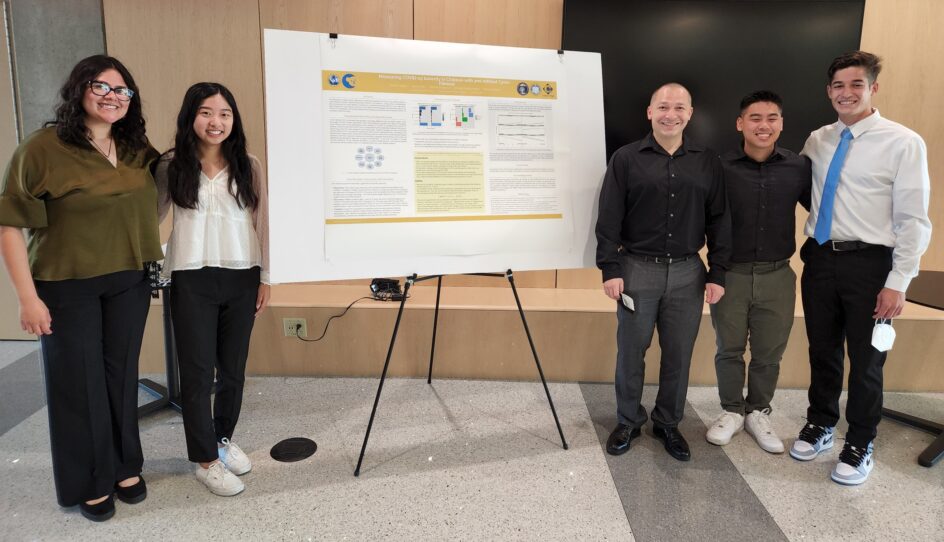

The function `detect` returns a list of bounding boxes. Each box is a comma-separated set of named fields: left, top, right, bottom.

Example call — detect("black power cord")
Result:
left=294, top=277, right=414, bottom=343
left=293, top=289, right=411, bottom=343
left=295, top=296, right=372, bottom=342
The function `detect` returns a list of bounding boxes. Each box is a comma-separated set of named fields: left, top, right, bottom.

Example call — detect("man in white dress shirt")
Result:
left=789, top=51, right=932, bottom=485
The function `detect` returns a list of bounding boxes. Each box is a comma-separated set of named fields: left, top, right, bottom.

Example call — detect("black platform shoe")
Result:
left=79, top=495, right=115, bottom=522
left=115, top=476, right=147, bottom=504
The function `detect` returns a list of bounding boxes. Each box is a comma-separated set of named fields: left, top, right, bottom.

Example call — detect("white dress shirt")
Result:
left=162, top=167, right=267, bottom=283
left=802, top=110, right=932, bottom=292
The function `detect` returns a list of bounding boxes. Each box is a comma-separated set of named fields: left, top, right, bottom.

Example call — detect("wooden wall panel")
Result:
left=0, top=12, right=33, bottom=340
left=103, top=0, right=266, bottom=164
left=414, top=0, right=563, bottom=49
left=259, top=0, right=412, bottom=37
left=861, top=0, right=943, bottom=271
left=557, top=268, right=600, bottom=289
left=139, top=302, right=167, bottom=372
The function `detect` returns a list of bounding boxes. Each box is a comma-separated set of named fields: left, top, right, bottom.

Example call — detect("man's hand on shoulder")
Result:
left=874, top=287, right=905, bottom=319
left=705, top=283, right=725, bottom=304
left=603, top=278, right=623, bottom=301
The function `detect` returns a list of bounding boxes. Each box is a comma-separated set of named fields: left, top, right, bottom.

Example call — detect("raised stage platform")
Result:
left=139, top=282, right=944, bottom=392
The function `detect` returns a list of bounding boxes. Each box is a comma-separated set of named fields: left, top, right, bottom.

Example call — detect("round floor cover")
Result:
left=270, top=437, right=317, bottom=462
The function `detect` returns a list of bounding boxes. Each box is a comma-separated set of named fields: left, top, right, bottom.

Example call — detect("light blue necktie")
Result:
left=814, top=128, right=854, bottom=244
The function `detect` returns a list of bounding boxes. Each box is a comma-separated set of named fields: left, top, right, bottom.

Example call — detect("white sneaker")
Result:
left=744, top=408, right=785, bottom=454
left=219, top=438, right=252, bottom=475
left=195, top=461, right=244, bottom=496
left=706, top=411, right=744, bottom=445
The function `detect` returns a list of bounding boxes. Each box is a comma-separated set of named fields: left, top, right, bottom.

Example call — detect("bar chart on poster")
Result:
left=263, top=30, right=605, bottom=283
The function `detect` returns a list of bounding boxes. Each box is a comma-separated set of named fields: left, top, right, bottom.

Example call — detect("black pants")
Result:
left=800, top=238, right=892, bottom=447
left=35, top=270, right=151, bottom=507
left=171, top=266, right=259, bottom=463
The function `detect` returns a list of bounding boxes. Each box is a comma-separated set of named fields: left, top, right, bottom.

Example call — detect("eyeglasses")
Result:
left=87, top=80, right=134, bottom=101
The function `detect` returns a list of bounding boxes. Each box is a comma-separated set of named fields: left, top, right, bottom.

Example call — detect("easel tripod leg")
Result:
left=354, top=278, right=413, bottom=476
left=427, top=275, right=442, bottom=384
left=506, top=271, right=568, bottom=450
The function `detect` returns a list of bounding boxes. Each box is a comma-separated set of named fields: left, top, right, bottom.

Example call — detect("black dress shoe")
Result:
left=653, top=426, right=691, bottom=461
left=80, top=495, right=115, bottom=522
left=115, top=475, right=147, bottom=504
left=606, top=424, right=642, bottom=456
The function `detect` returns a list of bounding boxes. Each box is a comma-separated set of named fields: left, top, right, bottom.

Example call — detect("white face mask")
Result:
left=871, top=319, right=896, bottom=352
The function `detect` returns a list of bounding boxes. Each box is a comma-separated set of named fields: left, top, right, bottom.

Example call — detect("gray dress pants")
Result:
left=615, top=254, right=706, bottom=429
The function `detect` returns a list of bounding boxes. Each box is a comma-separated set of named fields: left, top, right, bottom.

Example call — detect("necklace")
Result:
left=88, top=135, right=113, bottom=160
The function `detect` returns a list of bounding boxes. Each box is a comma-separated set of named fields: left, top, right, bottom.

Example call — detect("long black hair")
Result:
left=166, top=82, right=257, bottom=210
left=46, top=55, right=149, bottom=151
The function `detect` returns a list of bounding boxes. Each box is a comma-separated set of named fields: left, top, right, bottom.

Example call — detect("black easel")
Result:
left=879, top=270, right=944, bottom=467
left=354, top=269, right=569, bottom=476
left=881, top=409, right=943, bottom=467
left=138, top=280, right=183, bottom=416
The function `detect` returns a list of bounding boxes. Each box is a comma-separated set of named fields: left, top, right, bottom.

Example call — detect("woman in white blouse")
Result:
left=155, top=82, right=269, bottom=497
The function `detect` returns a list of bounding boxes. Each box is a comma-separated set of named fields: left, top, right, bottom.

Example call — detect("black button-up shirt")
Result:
left=595, top=133, right=731, bottom=286
left=721, top=146, right=811, bottom=263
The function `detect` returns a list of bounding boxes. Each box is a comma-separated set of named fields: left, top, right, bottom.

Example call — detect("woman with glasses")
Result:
left=154, top=82, right=269, bottom=497
left=0, top=55, right=161, bottom=521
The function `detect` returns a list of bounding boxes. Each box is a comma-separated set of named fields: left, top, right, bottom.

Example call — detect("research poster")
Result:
left=264, top=30, right=605, bottom=282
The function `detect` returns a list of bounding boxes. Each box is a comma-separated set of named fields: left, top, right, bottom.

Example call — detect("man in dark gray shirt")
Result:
left=595, top=82, right=730, bottom=461
left=705, top=90, right=811, bottom=454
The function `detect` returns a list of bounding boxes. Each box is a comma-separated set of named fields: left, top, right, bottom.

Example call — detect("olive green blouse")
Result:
left=0, top=127, right=163, bottom=281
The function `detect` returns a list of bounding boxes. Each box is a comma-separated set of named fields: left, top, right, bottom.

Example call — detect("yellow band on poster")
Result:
left=322, top=71, right=557, bottom=99
left=326, top=213, right=562, bottom=225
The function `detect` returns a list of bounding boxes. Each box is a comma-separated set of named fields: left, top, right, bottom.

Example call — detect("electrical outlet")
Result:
left=282, top=318, right=307, bottom=337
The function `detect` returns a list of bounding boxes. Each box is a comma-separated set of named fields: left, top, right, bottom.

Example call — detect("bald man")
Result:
left=595, top=83, right=731, bottom=461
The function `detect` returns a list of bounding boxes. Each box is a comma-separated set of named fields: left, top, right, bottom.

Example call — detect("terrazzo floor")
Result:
left=1, top=341, right=942, bottom=541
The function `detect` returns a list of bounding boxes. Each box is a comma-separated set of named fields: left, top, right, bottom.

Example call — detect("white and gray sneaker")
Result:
left=706, top=411, right=744, bottom=445
left=744, top=408, right=785, bottom=454
left=219, top=438, right=252, bottom=475
left=831, top=441, right=875, bottom=486
left=789, top=423, right=835, bottom=461
left=195, top=461, right=244, bottom=496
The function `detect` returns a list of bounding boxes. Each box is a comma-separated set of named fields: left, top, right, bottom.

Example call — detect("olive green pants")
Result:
left=709, top=260, right=795, bottom=414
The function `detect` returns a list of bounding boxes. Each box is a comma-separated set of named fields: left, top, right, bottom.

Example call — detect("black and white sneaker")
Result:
left=789, top=423, right=835, bottom=461
left=831, top=441, right=875, bottom=486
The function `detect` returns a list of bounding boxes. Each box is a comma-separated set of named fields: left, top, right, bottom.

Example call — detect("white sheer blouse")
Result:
left=155, top=154, right=270, bottom=284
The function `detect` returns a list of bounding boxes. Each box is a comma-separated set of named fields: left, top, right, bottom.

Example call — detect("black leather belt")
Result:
left=626, top=253, right=691, bottom=264
left=828, top=240, right=881, bottom=252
